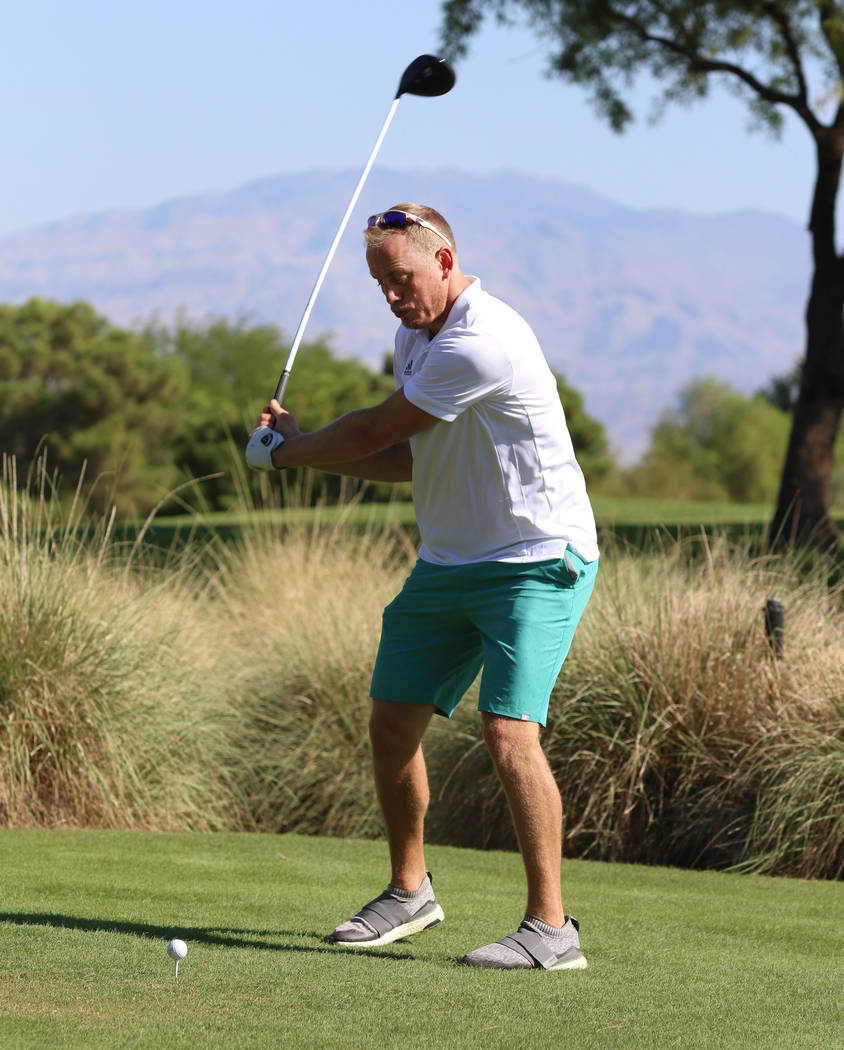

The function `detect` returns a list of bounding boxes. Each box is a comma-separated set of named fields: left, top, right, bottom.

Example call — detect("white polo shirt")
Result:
left=396, top=278, right=599, bottom=566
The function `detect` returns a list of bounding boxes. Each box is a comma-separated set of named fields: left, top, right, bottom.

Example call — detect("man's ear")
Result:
left=436, top=246, right=454, bottom=278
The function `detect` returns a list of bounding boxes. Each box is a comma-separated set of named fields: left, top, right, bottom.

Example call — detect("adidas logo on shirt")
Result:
left=403, top=359, right=414, bottom=376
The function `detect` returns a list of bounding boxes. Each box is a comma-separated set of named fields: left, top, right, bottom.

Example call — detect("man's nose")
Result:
left=384, top=285, right=401, bottom=304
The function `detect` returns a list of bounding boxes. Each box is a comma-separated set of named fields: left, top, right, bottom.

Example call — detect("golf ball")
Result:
left=167, top=938, right=188, bottom=960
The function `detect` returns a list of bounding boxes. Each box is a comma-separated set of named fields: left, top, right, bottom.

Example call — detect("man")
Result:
left=248, top=204, right=599, bottom=971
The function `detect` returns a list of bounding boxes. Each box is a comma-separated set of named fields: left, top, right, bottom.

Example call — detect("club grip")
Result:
left=274, top=370, right=291, bottom=405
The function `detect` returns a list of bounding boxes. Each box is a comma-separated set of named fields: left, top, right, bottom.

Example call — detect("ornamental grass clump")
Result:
left=540, top=538, right=842, bottom=877
left=2, top=453, right=841, bottom=879
left=430, top=535, right=843, bottom=878
left=204, top=498, right=416, bottom=838
left=0, top=456, right=236, bottom=829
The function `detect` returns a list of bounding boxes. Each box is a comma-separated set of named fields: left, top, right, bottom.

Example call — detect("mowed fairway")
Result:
left=0, top=829, right=841, bottom=1050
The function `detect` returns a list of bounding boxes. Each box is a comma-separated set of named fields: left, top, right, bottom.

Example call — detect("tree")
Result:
left=0, top=299, right=186, bottom=516
left=145, top=316, right=300, bottom=510
left=758, top=357, right=844, bottom=503
left=757, top=360, right=804, bottom=412
left=441, top=0, right=844, bottom=548
left=554, top=372, right=613, bottom=485
left=625, top=376, right=791, bottom=501
left=147, top=318, right=396, bottom=509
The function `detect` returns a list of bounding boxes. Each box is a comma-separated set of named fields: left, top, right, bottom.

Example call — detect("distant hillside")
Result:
left=0, top=168, right=809, bottom=460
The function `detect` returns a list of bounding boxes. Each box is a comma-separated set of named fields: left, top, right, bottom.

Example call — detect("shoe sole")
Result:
left=549, top=953, right=588, bottom=970
left=458, top=948, right=589, bottom=970
left=330, top=904, right=445, bottom=948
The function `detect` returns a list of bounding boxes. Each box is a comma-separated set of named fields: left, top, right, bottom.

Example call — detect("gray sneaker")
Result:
left=459, top=915, right=587, bottom=970
left=328, top=872, right=445, bottom=948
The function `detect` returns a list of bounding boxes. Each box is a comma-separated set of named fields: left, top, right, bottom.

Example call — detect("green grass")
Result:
left=1, top=830, right=841, bottom=1050
left=592, top=496, right=778, bottom=526
left=133, top=495, right=844, bottom=561
left=151, top=495, right=782, bottom=530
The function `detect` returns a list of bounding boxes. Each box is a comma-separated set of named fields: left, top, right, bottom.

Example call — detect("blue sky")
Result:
left=1, top=0, right=813, bottom=238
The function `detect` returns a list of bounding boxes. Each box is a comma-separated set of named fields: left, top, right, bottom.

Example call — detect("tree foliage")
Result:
left=624, top=377, right=790, bottom=501
left=441, top=0, right=844, bottom=547
left=554, top=372, right=613, bottom=485
left=0, top=299, right=186, bottom=515
left=144, top=317, right=302, bottom=509
left=443, top=0, right=833, bottom=133
left=145, top=318, right=397, bottom=509
left=0, top=302, right=613, bottom=516
left=757, top=360, right=803, bottom=412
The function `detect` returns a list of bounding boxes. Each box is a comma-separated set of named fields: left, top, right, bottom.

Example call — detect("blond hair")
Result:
left=364, top=203, right=457, bottom=258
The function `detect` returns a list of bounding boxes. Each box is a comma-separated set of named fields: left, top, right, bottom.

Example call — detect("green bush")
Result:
left=621, top=377, right=791, bottom=502
left=0, top=300, right=186, bottom=517
left=205, top=516, right=843, bottom=879
left=146, top=319, right=399, bottom=509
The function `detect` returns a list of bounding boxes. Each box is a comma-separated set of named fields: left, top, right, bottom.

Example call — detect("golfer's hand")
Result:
left=259, top=399, right=301, bottom=442
left=245, top=400, right=300, bottom=472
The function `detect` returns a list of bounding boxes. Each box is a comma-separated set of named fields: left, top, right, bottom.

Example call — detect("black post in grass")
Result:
left=764, top=599, right=785, bottom=660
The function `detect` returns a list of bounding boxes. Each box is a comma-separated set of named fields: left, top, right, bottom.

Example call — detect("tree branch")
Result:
left=763, top=2, right=809, bottom=106
left=817, top=1, right=844, bottom=81
left=609, top=5, right=820, bottom=133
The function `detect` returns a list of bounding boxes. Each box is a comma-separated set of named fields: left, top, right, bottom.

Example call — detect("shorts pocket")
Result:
left=563, top=551, right=580, bottom=584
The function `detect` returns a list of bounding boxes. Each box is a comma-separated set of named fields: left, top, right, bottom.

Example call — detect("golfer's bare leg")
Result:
left=482, top=712, right=565, bottom=927
left=369, top=698, right=435, bottom=891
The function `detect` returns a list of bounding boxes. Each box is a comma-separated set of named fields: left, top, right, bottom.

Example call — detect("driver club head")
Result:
left=396, top=54, right=456, bottom=99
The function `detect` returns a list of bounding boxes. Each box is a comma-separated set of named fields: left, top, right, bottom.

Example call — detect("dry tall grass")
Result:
left=0, top=457, right=237, bottom=829
left=556, top=537, right=843, bottom=878
left=201, top=505, right=416, bottom=837
left=1, top=460, right=841, bottom=877
left=432, top=536, right=844, bottom=878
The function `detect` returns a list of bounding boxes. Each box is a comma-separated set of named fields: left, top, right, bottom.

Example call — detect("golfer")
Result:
left=252, top=204, right=599, bottom=970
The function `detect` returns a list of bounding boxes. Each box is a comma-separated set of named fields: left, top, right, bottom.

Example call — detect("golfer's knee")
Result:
left=368, top=711, right=395, bottom=757
left=368, top=700, right=421, bottom=762
left=482, top=712, right=539, bottom=767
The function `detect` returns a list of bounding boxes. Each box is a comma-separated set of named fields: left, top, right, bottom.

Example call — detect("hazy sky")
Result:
left=1, top=0, right=814, bottom=238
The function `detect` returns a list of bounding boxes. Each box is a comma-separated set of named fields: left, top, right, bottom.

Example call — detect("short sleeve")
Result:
left=402, top=330, right=513, bottom=422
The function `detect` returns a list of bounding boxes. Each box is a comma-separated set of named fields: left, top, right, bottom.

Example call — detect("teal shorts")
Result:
left=370, top=550, right=598, bottom=726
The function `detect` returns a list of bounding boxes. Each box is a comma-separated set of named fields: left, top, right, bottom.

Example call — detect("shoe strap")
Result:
left=499, top=930, right=559, bottom=970
left=356, top=896, right=421, bottom=936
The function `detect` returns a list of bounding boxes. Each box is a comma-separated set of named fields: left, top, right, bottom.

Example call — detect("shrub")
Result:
left=0, top=456, right=236, bottom=829
left=2, top=462, right=841, bottom=879
left=432, top=536, right=844, bottom=879
left=197, top=496, right=416, bottom=839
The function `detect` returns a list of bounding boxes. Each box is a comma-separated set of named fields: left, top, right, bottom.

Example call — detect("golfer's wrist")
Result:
left=271, top=430, right=307, bottom=468
left=245, top=425, right=285, bottom=472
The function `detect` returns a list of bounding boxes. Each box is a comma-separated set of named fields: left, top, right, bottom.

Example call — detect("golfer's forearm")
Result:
left=315, top=443, right=413, bottom=482
left=271, top=406, right=398, bottom=470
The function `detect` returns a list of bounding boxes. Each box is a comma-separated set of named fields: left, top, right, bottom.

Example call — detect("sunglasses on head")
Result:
left=366, top=210, right=452, bottom=247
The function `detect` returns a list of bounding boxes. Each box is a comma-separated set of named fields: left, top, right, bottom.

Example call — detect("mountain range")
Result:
left=0, top=168, right=810, bottom=460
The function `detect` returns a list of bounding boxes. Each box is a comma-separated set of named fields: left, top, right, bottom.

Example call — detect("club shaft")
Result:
left=273, top=96, right=402, bottom=403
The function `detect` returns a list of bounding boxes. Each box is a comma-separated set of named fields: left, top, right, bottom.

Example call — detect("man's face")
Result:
left=366, top=234, right=450, bottom=336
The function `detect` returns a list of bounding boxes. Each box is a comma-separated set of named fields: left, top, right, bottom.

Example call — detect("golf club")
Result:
left=272, top=53, right=456, bottom=404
